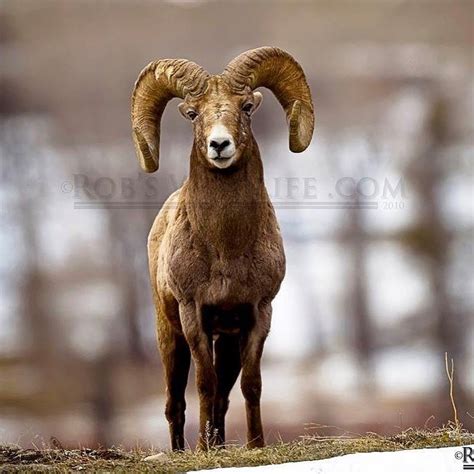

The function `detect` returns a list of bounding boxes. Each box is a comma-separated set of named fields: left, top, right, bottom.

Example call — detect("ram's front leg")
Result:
left=180, top=302, right=217, bottom=449
left=240, top=303, right=271, bottom=448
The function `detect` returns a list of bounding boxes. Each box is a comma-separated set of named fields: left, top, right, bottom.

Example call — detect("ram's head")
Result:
left=131, top=47, right=314, bottom=172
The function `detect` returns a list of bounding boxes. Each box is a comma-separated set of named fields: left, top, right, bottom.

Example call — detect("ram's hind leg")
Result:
left=240, top=303, right=271, bottom=448
left=214, top=334, right=241, bottom=446
left=157, top=300, right=191, bottom=451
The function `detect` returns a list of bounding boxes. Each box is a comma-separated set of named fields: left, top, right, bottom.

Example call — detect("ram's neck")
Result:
left=185, top=139, right=267, bottom=258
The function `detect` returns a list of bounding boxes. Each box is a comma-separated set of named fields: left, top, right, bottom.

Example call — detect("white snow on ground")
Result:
left=191, top=445, right=473, bottom=473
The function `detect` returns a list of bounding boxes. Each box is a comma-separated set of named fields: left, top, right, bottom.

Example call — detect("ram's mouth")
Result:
left=214, top=154, right=232, bottom=161
left=210, top=154, right=235, bottom=169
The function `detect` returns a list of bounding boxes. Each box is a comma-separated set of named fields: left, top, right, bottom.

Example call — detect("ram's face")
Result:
left=179, top=77, right=262, bottom=169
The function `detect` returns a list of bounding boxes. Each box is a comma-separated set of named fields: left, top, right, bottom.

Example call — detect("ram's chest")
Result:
left=165, top=229, right=285, bottom=304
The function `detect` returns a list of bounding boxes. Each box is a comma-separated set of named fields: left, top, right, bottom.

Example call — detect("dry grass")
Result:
left=445, top=352, right=461, bottom=434
left=1, top=426, right=472, bottom=473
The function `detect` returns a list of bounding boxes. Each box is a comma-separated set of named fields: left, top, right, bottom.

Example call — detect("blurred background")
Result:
left=0, top=0, right=472, bottom=449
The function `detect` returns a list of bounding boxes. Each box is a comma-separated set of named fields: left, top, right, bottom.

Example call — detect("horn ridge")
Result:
left=131, top=59, right=209, bottom=172
left=223, top=47, right=314, bottom=152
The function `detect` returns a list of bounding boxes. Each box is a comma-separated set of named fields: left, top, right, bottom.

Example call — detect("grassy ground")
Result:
left=1, top=426, right=472, bottom=473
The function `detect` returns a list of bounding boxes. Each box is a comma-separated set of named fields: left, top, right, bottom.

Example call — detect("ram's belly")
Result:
left=203, top=276, right=250, bottom=304
left=202, top=303, right=254, bottom=336
left=200, top=256, right=279, bottom=305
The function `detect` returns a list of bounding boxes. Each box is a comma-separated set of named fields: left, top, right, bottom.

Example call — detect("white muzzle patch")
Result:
left=207, top=124, right=236, bottom=168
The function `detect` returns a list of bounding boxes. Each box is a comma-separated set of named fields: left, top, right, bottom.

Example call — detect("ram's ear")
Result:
left=178, top=102, right=188, bottom=119
left=252, top=91, right=263, bottom=114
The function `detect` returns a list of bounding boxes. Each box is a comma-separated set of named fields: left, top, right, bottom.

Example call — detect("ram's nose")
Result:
left=207, top=121, right=237, bottom=166
left=209, top=138, right=231, bottom=154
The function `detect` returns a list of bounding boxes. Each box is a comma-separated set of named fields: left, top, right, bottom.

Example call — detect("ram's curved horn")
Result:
left=131, top=59, right=210, bottom=172
left=223, top=47, right=314, bottom=152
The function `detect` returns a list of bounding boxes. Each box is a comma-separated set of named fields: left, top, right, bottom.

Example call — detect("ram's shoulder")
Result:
left=148, top=187, right=183, bottom=250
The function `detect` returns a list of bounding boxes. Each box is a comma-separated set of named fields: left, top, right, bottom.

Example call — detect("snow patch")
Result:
left=191, top=445, right=473, bottom=473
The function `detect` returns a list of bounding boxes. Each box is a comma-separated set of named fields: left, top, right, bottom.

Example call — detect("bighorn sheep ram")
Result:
left=131, top=47, right=314, bottom=450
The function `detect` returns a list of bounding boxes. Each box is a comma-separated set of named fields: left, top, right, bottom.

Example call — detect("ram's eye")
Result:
left=242, top=102, right=253, bottom=114
left=187, top=110, right=198, bottom=121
